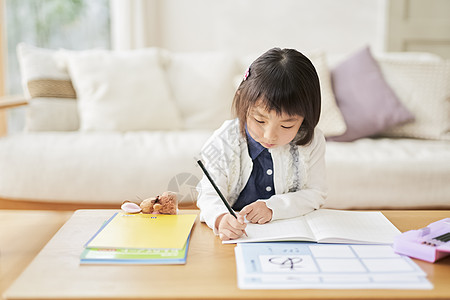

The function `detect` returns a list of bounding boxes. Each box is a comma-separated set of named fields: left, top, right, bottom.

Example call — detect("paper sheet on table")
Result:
left=234, top=242, right=432, bottom=289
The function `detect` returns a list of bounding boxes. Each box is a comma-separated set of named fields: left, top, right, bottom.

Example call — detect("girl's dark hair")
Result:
left=232, top=47, right=321, bottom=146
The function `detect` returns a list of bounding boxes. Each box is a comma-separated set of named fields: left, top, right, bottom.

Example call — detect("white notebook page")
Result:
left=305, top=210, right=401, bottom=244
left=224, top=215, right=315, bottom=243
left=224, top=209, right=401, bottom=244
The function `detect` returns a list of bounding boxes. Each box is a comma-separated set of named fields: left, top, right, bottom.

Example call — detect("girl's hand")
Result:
left=239, top=201, right=273, bottom=224
left=215, top=213, right=247, bottom=241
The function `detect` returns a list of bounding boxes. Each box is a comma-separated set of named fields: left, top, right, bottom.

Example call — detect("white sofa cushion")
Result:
left=377, top=58, right=450, bottom=140
left=17, top=43, right=79, bottom=131
left=165, top=51, right=238, bottom=130
left=0, top=131, right=211, bottom=205
left=1, top=132, right=449, bottom=209
left=66, top=48, right=182, bottom=131
left=324, top=138, right=450, bottom=209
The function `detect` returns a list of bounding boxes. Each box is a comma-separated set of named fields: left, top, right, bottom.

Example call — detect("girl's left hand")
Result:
left=239, top=201, right=273, bottom=224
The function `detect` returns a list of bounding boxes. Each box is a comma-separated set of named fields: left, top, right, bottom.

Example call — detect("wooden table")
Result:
left=3, top=209, right=450, bottom=300
left=0, top=210, right=73, bottom=300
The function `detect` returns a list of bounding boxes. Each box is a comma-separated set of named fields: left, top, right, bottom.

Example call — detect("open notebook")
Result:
left=224, top=209, right=401, bottom=244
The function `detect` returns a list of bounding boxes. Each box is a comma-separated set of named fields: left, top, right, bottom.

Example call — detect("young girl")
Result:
left=196, top=48, right=327, bottom=241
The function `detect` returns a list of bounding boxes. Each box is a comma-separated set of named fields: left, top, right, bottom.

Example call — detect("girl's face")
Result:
left=246, top=104, right=304, bottom=149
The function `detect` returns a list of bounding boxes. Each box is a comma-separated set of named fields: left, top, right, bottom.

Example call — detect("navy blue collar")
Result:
left=245, top=126, right=266, bottom=160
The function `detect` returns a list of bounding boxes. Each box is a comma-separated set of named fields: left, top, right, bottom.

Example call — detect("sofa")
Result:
left=0, top=43, right=449, bottom=210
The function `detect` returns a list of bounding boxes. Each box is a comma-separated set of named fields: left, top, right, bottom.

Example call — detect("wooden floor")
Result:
left=0, top=198, right=119, bottom=211
left=0, top=198, right=198, bottom=211
left=0, top=210, right=73, bottom=300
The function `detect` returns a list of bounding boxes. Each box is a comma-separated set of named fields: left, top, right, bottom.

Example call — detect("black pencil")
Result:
left=196, top=159, right=248, bottom=236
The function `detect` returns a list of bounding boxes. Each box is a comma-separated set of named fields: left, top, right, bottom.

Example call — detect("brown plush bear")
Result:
left=121, top=191, right=177, bottom=215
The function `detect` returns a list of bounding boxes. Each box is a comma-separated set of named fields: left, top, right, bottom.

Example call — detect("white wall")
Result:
left=159, top=0, right=386, bottom=55
left=385, top=0, right=450, bottom=58
left=112, top=0, right=387, bottom=55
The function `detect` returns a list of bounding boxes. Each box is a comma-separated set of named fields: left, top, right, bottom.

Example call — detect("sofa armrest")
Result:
left=0, top=95, right=28, bottom=110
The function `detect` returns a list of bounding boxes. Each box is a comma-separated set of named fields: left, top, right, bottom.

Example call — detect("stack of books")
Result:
left=80, top=212, right=197, bottom=265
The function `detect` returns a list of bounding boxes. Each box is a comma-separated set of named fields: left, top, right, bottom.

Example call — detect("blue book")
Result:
left=80, top=234, right=190, bottom=265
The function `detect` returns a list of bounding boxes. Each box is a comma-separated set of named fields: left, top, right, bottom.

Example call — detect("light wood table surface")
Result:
left=0, top=210, right=73, bottom=300
left=3, top=209, right=450, bottom=300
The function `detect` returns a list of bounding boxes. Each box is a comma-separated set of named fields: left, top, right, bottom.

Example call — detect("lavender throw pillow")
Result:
left=328, top=47, right=414, bottom=142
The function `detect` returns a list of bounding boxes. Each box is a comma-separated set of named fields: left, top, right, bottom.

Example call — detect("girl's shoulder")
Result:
left=215, top=118, right=240, bottom=134
left=210, top=118, right=241, bottom=141
left=200, top=119, right=245, bottom=167
left=294, top=127, right=326, bottom=153
left=312, top=127, right=326, bottom=145
left=202, top=118, right=243, bottom=148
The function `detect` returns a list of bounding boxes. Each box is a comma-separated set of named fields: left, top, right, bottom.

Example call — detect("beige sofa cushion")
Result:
left=17, top=43, right=79, bottom=131
left=308, top=52, right=347, bottom=137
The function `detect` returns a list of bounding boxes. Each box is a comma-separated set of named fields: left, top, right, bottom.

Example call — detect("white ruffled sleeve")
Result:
left=195, top=119, right=241, bottom=233
left=265, top=128, right=327, bottom=220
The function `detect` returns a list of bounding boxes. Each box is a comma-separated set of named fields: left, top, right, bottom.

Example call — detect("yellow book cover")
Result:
left=85, top=213, right=197, bottom=249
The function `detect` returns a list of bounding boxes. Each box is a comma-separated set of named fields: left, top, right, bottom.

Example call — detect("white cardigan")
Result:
left=196, top=118, right=327, bottom=232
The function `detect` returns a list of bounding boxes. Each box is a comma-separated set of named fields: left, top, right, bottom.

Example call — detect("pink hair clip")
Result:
left=243, top=67, right=250, bottom=81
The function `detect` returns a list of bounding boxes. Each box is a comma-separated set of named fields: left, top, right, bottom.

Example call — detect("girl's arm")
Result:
left=265, top=129, right=327, bottom=220
left=196, top=119, right=242, bottom=233
left=196, top=173, right=231, bottom=233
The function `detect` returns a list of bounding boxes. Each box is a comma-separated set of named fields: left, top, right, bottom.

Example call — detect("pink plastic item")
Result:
left=121, top=202, right=142, bottom=214
left=393, top=218, right=450, bottom=263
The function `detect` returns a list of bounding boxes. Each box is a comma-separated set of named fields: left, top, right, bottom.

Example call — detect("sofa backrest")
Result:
left=16, top=44, right=347, bottom=137
left=17, top=43, right=450, bottom=141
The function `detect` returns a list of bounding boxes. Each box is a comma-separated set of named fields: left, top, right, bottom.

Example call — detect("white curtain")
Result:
left=110, top=0, right=159, bottom=50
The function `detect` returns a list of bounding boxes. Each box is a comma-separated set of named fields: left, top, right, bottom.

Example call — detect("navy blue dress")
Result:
left=232, top=128, right=275, bottom=211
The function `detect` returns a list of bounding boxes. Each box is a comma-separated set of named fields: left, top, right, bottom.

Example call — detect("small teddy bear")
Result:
left=121, top=191, right=177, bottom=215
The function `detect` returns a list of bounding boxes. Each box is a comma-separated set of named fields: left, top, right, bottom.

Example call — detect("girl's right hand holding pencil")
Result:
left=215, top=213, right=247, bottom=241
